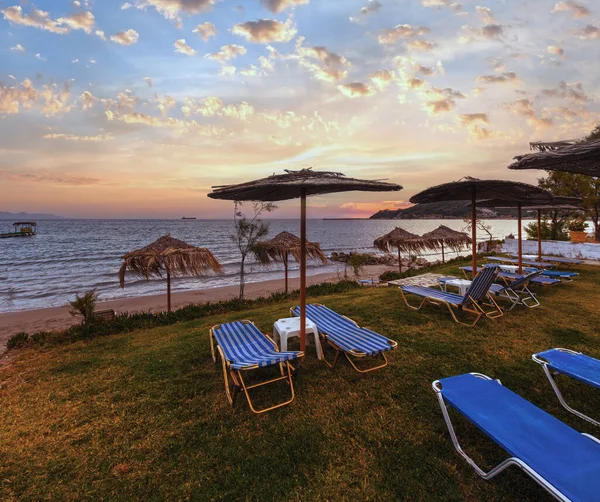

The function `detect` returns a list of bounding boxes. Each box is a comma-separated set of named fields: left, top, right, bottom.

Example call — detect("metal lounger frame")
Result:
left=532, top=348, right=599, bottom=427
left=432, top=372, right=600, bottom=502
left=210, top=320, right=304, bottom=414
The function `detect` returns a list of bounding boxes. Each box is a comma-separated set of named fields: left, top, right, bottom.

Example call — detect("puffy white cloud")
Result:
left=368, top=70, right=396, bottom=90
left=110, top=29, right=139, bottom=46
left=135, top=0, right=215, bottom=23
left=193, top=22, right=217, bottom=41
left=378, top=24, right=430, bottom=44
left=206, top=44, right=247, bottom=63
left=221, top=101, right=255, bottom=121
left=574, top=24, right=600, bottom=39
left=407, top=40, right=437, bottom=51
left=174, top=39, right=196, bottom=55
left=121, top=2, right=133, bottom=9
left=551, top=1, right=590, bottom=19
left=477, top=72, right=519, bottom=84
left=350, top=0, right=382, bottom=23
left=11, top=44, right=25, bottom=53
left=232, top=18, right=297, bottom=43
left=80, top=90, right=97, bottom=110
left=59, top=11, right=95, bottom=34
left=260, top=0, right=309, bottom=13
left=2, top=5, right=68, bottom=35
left=35, top=53, right=46, bottom=61
left=95, top=30, right=106, bottom=40
left=219, top=65, right=237, bottom=76
left=0, top=78, right=38, bottom=115
left=507, top=99, right=553, bottom=128
left=337, top=82, right=375, bottom=98
left=475, top=6, right=495, bottom=24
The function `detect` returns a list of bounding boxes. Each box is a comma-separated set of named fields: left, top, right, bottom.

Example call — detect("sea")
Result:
left=0, top=218, right=528, bottom=313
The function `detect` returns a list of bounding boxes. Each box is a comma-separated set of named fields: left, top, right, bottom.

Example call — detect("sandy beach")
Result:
left=0, top=265, right=394, bottom=356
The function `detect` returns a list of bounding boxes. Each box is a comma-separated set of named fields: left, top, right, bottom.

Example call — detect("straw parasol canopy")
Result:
left=208, top=168, right=402, bottom=353
left=254, top=231, right=327, bottom=293
left=374, top=227, right=425, bottom=273
left=119, top=234, right=222, bottom=312
left=508, top=139, right=600, bottom=177
left=410, top=177, right=554, bottom=275
left=421, top=225, right=472, bottom=263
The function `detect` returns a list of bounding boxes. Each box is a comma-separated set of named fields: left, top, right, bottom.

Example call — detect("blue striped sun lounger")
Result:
left=401, top=266, right=502, bottom=326
left=439, top=270, right=542, bottom=311
left=522, top=267, right=579, bottom=282
left=290, top=304, right=397, bottom=373
left=512, top=254, right=585, bottom=267
left=486, top=255, right=554, bottom=269
left=210, top=320, right=304, bottom=414
left=533, top=348, right=600, bottom=427
left=461, top=266, right=561, bottom=286
left=433, top=372, right=600, bottom=502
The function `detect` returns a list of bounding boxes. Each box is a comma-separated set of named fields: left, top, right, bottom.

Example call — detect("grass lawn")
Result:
left=1, top=259, right=599, bottom=501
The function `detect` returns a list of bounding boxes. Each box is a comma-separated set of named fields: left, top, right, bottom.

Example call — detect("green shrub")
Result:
left=7, top=332, right=29, bottom=349
left=568, top=218, right=587, bottom=232
left=526, top=220, right=569, bottom=241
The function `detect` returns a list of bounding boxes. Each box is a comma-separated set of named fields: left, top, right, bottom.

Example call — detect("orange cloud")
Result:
left=232, top=19, right=296, bottom=44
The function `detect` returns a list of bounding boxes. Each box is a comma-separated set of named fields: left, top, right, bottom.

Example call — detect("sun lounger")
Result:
left=439, top=269, right=542, bottom=310
left=433, top=372, right=600, bottom=501
left=533, top=348, right=600, bottom=426
left=460, top=266, right=561, bottom=286
left=401, top=266, right=501, bottom=326
left=290, top=304, right=397, bottom=372
left=486, top=255, right=553, bottom=268
left=522, top=267, right=579, bottom=282
left=513, top=254, right=585, bottom=267
left=210, top=320, right=304, bottom=414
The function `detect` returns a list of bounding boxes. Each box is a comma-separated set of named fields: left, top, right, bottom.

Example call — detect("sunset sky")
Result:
left=1, top=0, right=599, bottom=218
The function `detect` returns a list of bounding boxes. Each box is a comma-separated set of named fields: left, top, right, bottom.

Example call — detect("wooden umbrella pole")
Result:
left=283, top=253, right=288, bottom=294
left=397, top=247, right=402, bottom=273
left=518, top=202, right=523, bottom=274
left=471, top=187, right=477, bottom=278
left=537, top=209, right=542, bottom=261
left=300, top=190, right=307, bottom=353
left=167, top=269, right=171, bottom=312
left=441, top=243, right=445, bottom=263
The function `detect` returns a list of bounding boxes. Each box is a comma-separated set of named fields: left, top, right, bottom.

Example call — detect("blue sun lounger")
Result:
left=533, top=348, right=600, bottom=426
left=433, top=373, right=600, bottom=501
left=510, top=254, right=585, bottom=267
left=439, top=269, right=542, bottom=310
left=290, top=304, right=397, bottom=372
left=486, top=255, right=554, bottom=268
left=401, top=266, right=501, bottom=326
left=461, top=265, right=561, bottom=286
left=210, top=320, right=304, bottom=414
left=522, top=267, right=579, bottom=282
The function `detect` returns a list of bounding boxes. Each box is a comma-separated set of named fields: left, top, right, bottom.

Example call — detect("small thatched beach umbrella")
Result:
left=509, top=139, right=600, bottom=177
left=421, top=225, right=472, bottom=263
left=410, top=177, right=553, bottom=276
left=208, top=168, right=402, bottom=352
left=374, top=227, right=425, bottom=273
left=254, top=231, right=327, bottom=293
left=119, top=234, right=222, bottom=312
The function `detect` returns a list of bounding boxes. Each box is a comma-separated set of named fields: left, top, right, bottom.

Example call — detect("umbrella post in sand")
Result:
left=373, top=227, right=425, bottom=274
left=119, top=234, right=222, bottom=312
left=209, top=168, right=401, bottom=352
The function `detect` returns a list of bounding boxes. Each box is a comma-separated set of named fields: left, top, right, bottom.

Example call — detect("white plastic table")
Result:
left=441, top=278, right=472, bottom=296
left=273, top=317, right=322, bottom=360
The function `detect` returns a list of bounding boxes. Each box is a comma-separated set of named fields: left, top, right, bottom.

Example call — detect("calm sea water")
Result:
left=0, top=218, right=526, bottom=313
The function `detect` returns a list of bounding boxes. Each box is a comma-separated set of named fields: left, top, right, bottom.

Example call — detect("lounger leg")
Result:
left=519, top=286, right=540, bottom=308
left=541, top=365, right=599, bottom=427
left=236, top=363, right=297, bottom=414
left=448, top=303, right=482, bottom=327
left=321, top=339, right=342, bottom=369
left=344, top=351, right=389, bottom=373
left=400, top=288, right=428, bottom=311
left=434, top=390, right=570, bottom=501
left=217, top=346, right=240, bottom=406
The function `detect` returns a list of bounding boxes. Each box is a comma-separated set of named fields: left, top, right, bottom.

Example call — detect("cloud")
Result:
left=458, top=113, right=489, bottom=125
left=232, top=18, right=297, bottom=43
left=193, top=22, right=217, bottom=41
left=476, top=71, right=519, bottom=84
left=294, top=38, right=350, bottom=82
left=2, top=5, right=69, bottom=35
left=260, top=0, right=309, bottom=13
left=95, top=30, right=106, bottom=40
left=574, top=25, right=600, bottom=39
left=337, top=82, right=375, bottom=98
left=173, top=39, right=196, bottom=55
left=59, top=11, right=95, bottom=34
left=80, top=90, right=97, bottom=110
left=35, top=53, right=46, bottom=61
left=4, top=172, right=102, bottom=186
left=350, top=0, right=382, bottom=23
left=507, top=99, right=553, bottom=128
left=43, top=132, right=113, bottom=141
left=377, top=24, right=430, bottom=44
left=0, top=78, right=38, bottom=115
left=407, top=40, right=437, bottom=51
left=121, top=2, right=132, bottom=9
left=135, top=0, right=215, bottom=23
left=458, top=23, right=504, bottom=43
left=424, top=98, right=455, bottom=114
left=105, top=109, right=224, bottom=136
left=541, top=81, right=589, bottom=103
left=548, top=45, right=564, bottom=56
left=10, top=44, right=25, bottom=53
left=368, top=70, right=396, bottom=90
left=206, top=44, right=247, bottom=63
left=182, top=96, right=223, bottom=117
left=221, top=101, right=255, bottom=121
left=552, top=1, right=590, bottom=19
left=143, top=77, right=153, bottom=87
left=295, top=38, right=348, bottom=67
left=475, top=6, right=494, bottom=24
left=110, top=29, right=139, bottom=46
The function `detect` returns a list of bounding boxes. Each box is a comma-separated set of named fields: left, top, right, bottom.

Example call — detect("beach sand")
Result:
left=0, top=265, right=394, bottom=356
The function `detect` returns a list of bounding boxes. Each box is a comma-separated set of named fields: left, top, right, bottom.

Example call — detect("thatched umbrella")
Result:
left=208, top=168, right=402, bottom=352
left=421, top=225, right=472, bottom=263
left=374, top=227, right=425, bottom=273
left=475, top=197, right=583, bottom=261
left=119, top=234, right=222, bottom=312
left=254, top=231, right=327, bottom=293
left=410, top=177, right=553, bottom=276
left=509, top=139, right=600, bottom=177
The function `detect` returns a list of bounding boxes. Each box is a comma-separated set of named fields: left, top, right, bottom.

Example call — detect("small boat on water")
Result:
left=181, top=217, right=197, bottom=220
left=0, top=221, right=37, bottom=238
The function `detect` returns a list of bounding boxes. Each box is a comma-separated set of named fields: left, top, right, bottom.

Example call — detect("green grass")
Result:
left=1, top=260, right=599, bottom=501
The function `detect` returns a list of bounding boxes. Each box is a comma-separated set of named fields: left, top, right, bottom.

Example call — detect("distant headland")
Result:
left=0, top=211, right=64, bottom=220
left=369, top=201, right=521, bottom=220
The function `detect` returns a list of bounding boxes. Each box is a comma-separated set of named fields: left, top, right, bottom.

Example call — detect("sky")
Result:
left=1, top=0, right=599, bottom=219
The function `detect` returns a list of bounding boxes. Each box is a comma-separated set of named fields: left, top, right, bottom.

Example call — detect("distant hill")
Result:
left=0, top=211, right=63, bottom=220
left=369, top=201, right=520, bottom=220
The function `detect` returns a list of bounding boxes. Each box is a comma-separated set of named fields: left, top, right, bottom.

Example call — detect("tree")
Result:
left=347, top=253, right=369, bottom=278
left=537, top=125, right=600, bottom=240
left=231, top=201, right=277, bottom=299
left=68, top=289, right=99, bottom=325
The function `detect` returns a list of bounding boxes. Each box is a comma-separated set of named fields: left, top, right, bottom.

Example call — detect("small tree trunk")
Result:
left=167, top=270, right=171, bottom=312
left=239, top=257, right=245, bottom=300
left=283, top=254, right=289, bottom=294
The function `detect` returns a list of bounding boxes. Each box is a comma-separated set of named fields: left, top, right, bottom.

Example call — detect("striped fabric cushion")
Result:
left=401, top=285, right=466, bottom=306
left=464, top=266, right=560, bottom=286
left=464, top=266, right=498, bottom=302
left=524, top=267, right=579, bottom=279
left=291, top=305, right=395, bottom=356
left=212, top=321, right=301, bottom=370
left=439, top=276, right=506, bottom=295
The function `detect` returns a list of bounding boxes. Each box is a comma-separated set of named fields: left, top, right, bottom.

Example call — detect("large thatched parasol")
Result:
left=421, top=225, right=472, bottom=263
left=374, top=227, right=425, bottom=273
left=509, top=139, right=600, bottom=177
left=119, top=234, right=222, bottom=312
left=475, top=197, right=583, bottom=261
left=208, top=168, right=402, bottom=352
left=254, top=231, right=327, bottom=293
left=410, top=177, right=553, bottom=276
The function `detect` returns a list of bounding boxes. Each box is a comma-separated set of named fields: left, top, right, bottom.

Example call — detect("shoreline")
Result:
left=0, top=264, right=394, bottom=357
